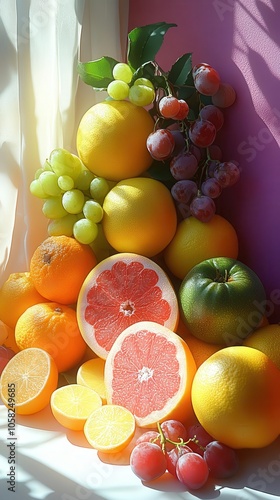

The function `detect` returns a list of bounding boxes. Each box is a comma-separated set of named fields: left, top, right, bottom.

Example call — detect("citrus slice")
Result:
left=77, top=358, right=107, bottom=403
left=77, top=253, right=179, bottom=359
left=0, top=347, right=58, bottom=415
left=50, top=383, right=102, bottom=431
left=84, top=404, right=136, bottom=453
left=104, top=321, right=197, bottom=428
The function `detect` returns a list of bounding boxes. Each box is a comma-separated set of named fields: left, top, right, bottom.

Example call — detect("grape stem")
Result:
left=156, top=422, right=205, bottom=454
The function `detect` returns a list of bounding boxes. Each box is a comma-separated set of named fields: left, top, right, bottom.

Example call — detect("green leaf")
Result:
left=77, top=56, right=119, bottom=90
left=168, top=53, right=193, bottom=86
left=127, top=22, right=177, bottom=71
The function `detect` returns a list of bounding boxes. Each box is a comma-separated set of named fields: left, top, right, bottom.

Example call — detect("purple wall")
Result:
left=129, top=0, right=280, bottom=322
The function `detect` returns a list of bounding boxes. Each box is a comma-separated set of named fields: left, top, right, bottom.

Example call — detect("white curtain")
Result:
left=0, top=0, right=129, bottom=284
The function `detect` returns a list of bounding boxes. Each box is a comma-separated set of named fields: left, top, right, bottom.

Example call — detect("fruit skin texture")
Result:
left=191, top=345, right=280, bottom=449
left=179, top=257, right=266, bottom=346
left=76, top=100, right=154, bottom=181
left=29, top=235, right=97, bottom=305
left=102, top=177, right=177, bottom=257
left=0, top=272, right=48, bottom=329
left=15, top=302, right=87, bottom=372
left=243, top=323, right=280, bottom=370
left=164, top=214, right=238, bottom=280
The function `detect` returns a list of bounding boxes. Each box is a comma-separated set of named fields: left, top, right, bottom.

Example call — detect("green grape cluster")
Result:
left=30, top=148, right=111, bottom=249
left=107, top=63, right=155, bottom=107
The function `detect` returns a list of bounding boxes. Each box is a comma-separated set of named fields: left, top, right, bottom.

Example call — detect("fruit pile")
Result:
left=1, top=21, right=280, bottom=494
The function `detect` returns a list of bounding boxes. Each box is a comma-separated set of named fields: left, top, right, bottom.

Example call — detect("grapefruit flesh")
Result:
left=104, top=321, right=197, bottom=428
left=77, top=253, right=179, bottom=359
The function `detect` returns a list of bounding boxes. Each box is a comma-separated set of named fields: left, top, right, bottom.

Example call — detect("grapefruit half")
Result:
left=104, top=321, right=197, bottom=428
left=77, top=253, right=179, bottom=359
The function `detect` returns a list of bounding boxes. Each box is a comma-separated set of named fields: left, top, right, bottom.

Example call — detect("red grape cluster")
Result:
left=146, top=63, right=239, bottom=222
left=130, top=420, right=239, bottom=489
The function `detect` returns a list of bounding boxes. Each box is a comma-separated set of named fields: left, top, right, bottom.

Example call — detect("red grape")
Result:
left=169, top=129, right=186, bottom=156
left=146, top=129, right=175, bottom=160
left=186, top=423, right=214, bottom=456
left=204, top=441, right=239, bottom=478
left=201, top=177, right=222, bottom=198
left=135, top=430, right=160, bottom=446
left=212, top=82, right=236, bottom=108
left=171, top=179, right=197, bottom=205
left=130, top=442, right=167, bottom=482
left=173, top=99, right=189, bottom=120
left=159, top=96, right=180, bottom=118
left=177, top=202, right=192, bottom=219
left=199, top=104, right=224, bottom=131
left=176, top=452, right=209, bottom=489
left=214, top=161, right=240, bottom=187
left=190, top=195, right=216, bottom=222
left=193, top=64, right=221, bottom=96
left=170, top=152, right=198, bottom=180
left=160, top=419, right=188, bottom=451
left=207, top=143, right=223, bottom=161
left=189, top=119, right=216, bottom=148
left=166, top=445, right=192, bottom=477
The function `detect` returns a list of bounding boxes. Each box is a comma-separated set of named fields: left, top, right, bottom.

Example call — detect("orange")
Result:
left=0, top=272, right=48, bottom=329
left=163, top=214, right=239, bottom=280
left=77, top=358, right=107, bottom=403
left=15, top=302, right=87, bottom=372
left=176, top=318, right=223, bottom=368
left=76, top=100, right=154, bottom=181
left=191, top=346, right=280, bottom=449
left=243, top=323, right=280, bottom=370
left=29, top=235, right=97, bottom=304
left=50, top=383, right=102, bottom=431
left=84, top=404, right=136, bottom=453
left=102, top=177, right=177, bottom=257
left=0, top=347, right=58, bottom=415
left=77, top=252, right=179, bottom=359
left=104, top=321, right=197, bottom=428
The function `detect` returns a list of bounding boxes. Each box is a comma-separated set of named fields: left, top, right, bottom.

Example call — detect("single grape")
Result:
left=204, top=441, right=239, bottom=479
left=199, top=104, right=224, bottom=131
left=173, top=99, right=189, bottom=121
left=42, top=197, right=68, bottom=219
left=134, top=77, right=154, bottom=90
left=34, top=167, right=44, bottom=179
left=158, top=96, right=180, bottom=118
left=193, top=64, right=221, bottom=96
left=107, top=80, right=129, bottom=100
left=214, top=161, right=240, bottom=187
left=212, top=82, right=236, bottom=108
left=170, top=152, right=198, bottom=180
left=73, top=218, right=98, bottom=244
left=207, top=144, right=223, bottom=161
left=130, top=442, right=167, bottom=482
left=39, top=171, right=61, bottom=197
left=176, top=452, right=209, bottom=489
left=171, top=180, right=197, bottom=205
left=135, top=431, right=160, bottom=446
left=49, top=148, right=83, bottom=180
left=83, top=199, right=103, bottom=223
left=29, top=179, right=48, bottom=199
left=112, top=62, right=133, bottom=83
left=189, top=119, right=216, bottom=148
left=166, top=445, right=192, bottom=477
left=62, top=189, right=85, bottom=214
left=90, top=177, right=110, bottom=202
left=58, top=175, right=75, bottom=191
left=169, top=130, right=186, bottom=156
left=75, top=169, right=95, bottom=191
left=201, top=178, right=222, bottom=198
left=160, top=420, right=188, bottom=452
left=41, top=160, right=53, bottom=171
left=47, top=214, right=78, bottom=237
left=190, top=195, right=216, bottom=222
left=146, top=129, right=175, bottom=161
left=186, top=423, right=214, bottom=456
left=129, top=84, right=155, bottom=107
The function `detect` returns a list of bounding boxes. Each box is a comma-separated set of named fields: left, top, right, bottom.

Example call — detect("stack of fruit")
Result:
left=1, top=22, right=280, bottom=493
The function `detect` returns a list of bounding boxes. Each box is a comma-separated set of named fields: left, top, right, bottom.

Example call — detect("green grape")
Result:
left=107, top=80, right=129, bottom=100
left=129, top=85, right=155, bottom=107
left=30, top=179, right=48, bottom=199
left=73, top=218, right=98, bottom=244
left=74, top=169, right=95, bottom=191
left=42, top=197, right=68, bottom=219
left=48, top=214, right=78, bottom=237
left=90, top=177, right=110, bottom=202
left=58, top=175, right=74, bottom=191
left=41, top=160, right=53, bottom=171
left=62, top=189, right=85, bottom=214
left=134, top=78, right=154, bottom=90
left=34, top=168, right=44, bottom=179
left=112, top=63, right=133, bottom=83
left=39, top=171, right=61, bottom=196
left=83, top=200, right=103, bottom=223
left=49, top=148, right=83, bottom=180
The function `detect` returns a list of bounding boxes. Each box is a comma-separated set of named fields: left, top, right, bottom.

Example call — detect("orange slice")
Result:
left=76, top=358, right=107, bottom=403
left=50, top=383, right=102, bottom=431
left=0, top=347, right=58, bottom=415
left=84, top=404, right=136, bottom=453
left=104, top=321, right=197, bottom=428
left=77, top=253, right=179, bottom=359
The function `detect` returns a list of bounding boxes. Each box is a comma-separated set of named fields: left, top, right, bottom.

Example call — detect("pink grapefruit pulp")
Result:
left=76, top=253, right=179, bottom=359
left=104, top=321, right=197, bottom=428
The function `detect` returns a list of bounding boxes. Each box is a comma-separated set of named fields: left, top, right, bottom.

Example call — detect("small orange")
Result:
left=0, top=347, right=58, bottom=414
left=0, top=272, right=47, bottom=329
left=29, top=235, right=97, bottom=305
left=15, top=302, right=87, bottom=372
left=243, top=323, right=280, bottom=370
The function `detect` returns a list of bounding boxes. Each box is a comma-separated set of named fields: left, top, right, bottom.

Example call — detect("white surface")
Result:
left=1, top=402, right=280, bottom=500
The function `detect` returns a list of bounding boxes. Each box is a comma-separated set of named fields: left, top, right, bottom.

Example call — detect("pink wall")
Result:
left=128, top=0, right=280, bottom=323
